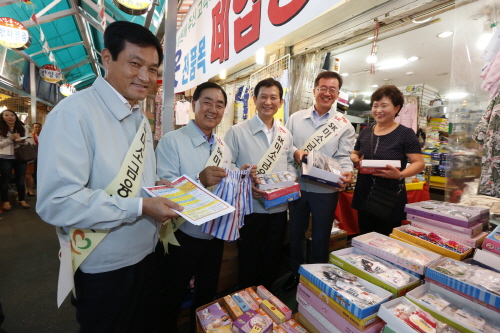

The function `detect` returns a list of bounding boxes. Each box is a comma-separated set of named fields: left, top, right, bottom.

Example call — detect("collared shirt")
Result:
left=156, top=120, right=232, bottom=239
left=286, top=105, right=355, bottom=194
left=312, top=109, right=330, bottom=128
left=193, top=122, right=215, bottom=152
left=225, top=114, right=296, bottom=214
left=36, top=76, right=159, bottom=274
left=254, top=114, right=276, bottom=145
left=102, top=79, right=144, bottom=215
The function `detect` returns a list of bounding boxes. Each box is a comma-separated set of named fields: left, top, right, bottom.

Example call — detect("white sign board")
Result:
left=174, top=0, right=344, bottom=92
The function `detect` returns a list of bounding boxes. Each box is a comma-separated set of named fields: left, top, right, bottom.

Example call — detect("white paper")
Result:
left=56, top=237, right=74, bottom=308
left=143, top=175, right=235, bottom=225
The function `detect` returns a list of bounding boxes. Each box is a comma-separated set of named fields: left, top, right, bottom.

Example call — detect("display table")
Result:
left=335, top=183, right=431, bottom=235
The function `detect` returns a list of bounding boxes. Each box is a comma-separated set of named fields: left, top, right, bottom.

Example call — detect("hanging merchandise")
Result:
left=0, top=17, right=31, bottom=50
left=395, top=95, right=418, bottom=133
left=59, top=83, right=75, bottom=96
left=473, top=92, right=500, bottom=198
left=40, top=64, right=62, bottom=83
left=174, top=99, right=191, bottom=125
left=234, top=85, right=249, bottom=124
left=113, top=0, right=152, bottom=15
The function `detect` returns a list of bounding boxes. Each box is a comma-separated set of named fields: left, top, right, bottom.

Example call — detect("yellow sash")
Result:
left=56, top=117, right=148, bottom=307
left=294, top=113, right=350, bottom=172
left=256, top=125, right=289, bottom=175
left=159, top=135, right=230, bottom=254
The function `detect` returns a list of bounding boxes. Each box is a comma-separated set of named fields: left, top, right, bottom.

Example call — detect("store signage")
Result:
left=40, top=64, right=62, bottom=84
left=0, top=17, right=31, bottom=50
left=113, top=0, right=152, bottom=15
left=60, top=83, right=75, bottom=96
left=174, top=0, right=344, bottom=93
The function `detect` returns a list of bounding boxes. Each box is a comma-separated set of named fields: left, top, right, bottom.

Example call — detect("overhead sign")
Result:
left=174, top=0, right=344, bottom=93
left=40, top=64, right=62, bottom=84
left=60, top=83, right=75, bottom=96
left=0, top=17, right=31, bottom=50
left=113, top=0, right=152, bottom=15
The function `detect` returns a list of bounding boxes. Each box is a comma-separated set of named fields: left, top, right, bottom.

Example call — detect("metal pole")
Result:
left=161, top=0, right=176, bottom=135
left=30, top=62, right=37, bottom=124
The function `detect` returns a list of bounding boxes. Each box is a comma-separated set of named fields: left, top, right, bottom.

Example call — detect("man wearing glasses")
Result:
left=283, top=71, right=355, bottom=291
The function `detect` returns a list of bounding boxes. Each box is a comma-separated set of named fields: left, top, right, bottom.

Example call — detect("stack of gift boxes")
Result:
left=324, top=232, right=500, bottom=332
left=473, top=223, right=500, bottom=273
left=196, top=285, right=309, bottom=333
left=397, top=200, right=489, bottom=260
left=257, top=171, right=300, bottom=209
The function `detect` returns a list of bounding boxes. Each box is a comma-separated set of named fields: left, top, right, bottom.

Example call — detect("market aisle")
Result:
left=0, top=196, right=77, bottom=332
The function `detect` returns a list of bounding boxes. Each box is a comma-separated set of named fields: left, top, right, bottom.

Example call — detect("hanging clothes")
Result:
left=473, top=92, right=500, bottom=198
left=235, top=85, right=250, bottom=120
left=175, top=100, right=191, bottom=125
left=481, top=51, right=500, bottom=100
left=201, top=167, right=253, bottom=241
left=395, top=97, right=418, bottom=133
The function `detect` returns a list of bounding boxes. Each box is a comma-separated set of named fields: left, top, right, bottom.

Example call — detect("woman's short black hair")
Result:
left=253, top=78, right=283, bottom=100
left=370, top=85, right=405, bottom=116
left=104, top=21, right=163, bottom=66
left=193, top=82, right=227, bottom=106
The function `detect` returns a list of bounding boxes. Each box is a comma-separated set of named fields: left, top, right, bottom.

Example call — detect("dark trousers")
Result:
left=0, top=158, right=26, bottom=202
left=238, top=211, right=287, bottom=290
left=71, top=242, right=165, bottom=333
left=163, top=230, right=224, bottom=333
left=357, top=211, right=402, bottom=236
left=289, top=191, right=339, bottom=277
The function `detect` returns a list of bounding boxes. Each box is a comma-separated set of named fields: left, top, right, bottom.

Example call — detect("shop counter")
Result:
left=335, top=183, right=431, bottom=235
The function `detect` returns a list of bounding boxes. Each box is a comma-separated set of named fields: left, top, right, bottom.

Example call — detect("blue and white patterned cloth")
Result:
left=202, top=167, right=253, bottom=241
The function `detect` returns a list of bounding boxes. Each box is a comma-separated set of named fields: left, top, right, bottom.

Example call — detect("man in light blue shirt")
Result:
left=36, top=22, right=181, bottom=332
left=284, top=71, right=355, bottom=291
left=225, top=78, right=296, bottom=289
left=156, top=82, right=232, bottom=332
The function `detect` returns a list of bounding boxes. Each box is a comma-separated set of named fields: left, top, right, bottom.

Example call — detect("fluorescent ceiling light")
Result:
left=438, top=31, right=454, bottom=38
left=371, top=84, right=378, bottom=87
left=219, top=69, right=227, bottom=80
left=256, top=48, right=266, bottom=64
left=349, top=99, right=354, bottom=104
left=378, top=58, right=408, bottom=70
left=364, top=99, right=370, bottom=104
left=366, top=54, right=377, bottom=64
left=477, top=32, right=493, bottom=50
left=446, top=92, right=468, bottom=99
left=408, top=56, right=419, bottom=61
left=340, top=73, right=349, bottom=76
left=412, top=16, right=434, bottom=24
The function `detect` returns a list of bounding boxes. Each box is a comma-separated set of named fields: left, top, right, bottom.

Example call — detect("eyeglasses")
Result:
left=315, top=87, right=339, bottom=94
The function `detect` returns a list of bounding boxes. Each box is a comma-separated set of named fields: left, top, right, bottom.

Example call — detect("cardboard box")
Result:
left=329, top=247, right=421, bottom=298
left=351, top=232, right=442, bottom=275
left=259, top=191, right=299, bottom=209
left=297, top=282, right=382, bottom=331
left=232, top=310, right=273, bottom=333
left=377, top=297, right=429, bottom=333
left=197, top=302, right=233, bottom=332
left=391, top=225, right=473, bottom=261
left=301, top=149, right=343, bottom=188
left=257, top=173, right=295, bottom=191
left=297, top=300, right=385, bottom=333
left=410, top=220, right=487, bottom=248
left=425, top=257, right=500, bottom=310
left=482, top=224, right=500, bottom=256
left=298, top=263, right=392, bottom=319
left=261, top=183, right=300, bottom=200
left=295, top=312, right=322, bottom=333
left=407, top=213, right=484, bottom=236
left=298, top=279, right=381, bottom=330
left=404, top=202, right=481, bottom=227
left=406, top=283, right=500, bottom=333
left=359, top=159, right=401, bottom=174
left=471, top=249, right=500, bottom=273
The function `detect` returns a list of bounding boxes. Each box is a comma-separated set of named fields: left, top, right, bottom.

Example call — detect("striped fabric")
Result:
left=201, top=167, right=253, bottom=241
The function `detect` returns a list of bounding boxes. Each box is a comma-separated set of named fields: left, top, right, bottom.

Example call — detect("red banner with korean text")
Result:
left=174, top=0, right=344, bottom=93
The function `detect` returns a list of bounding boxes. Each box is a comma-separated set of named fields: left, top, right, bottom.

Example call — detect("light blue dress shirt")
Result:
left=36, top=76, right=159, bottom=274
left=286, top=105, right=355, bottom=193
left=225, top=114, right=296, bottom=214
left=156, top=120, right=221, bottom=239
